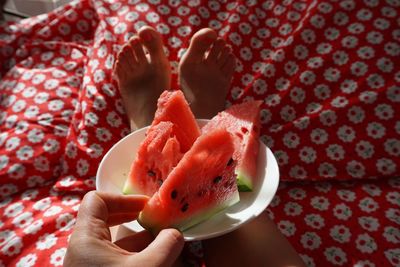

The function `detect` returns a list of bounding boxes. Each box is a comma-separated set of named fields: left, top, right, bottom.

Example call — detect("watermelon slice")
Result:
left=138, top=129, right=240, bottom=232
left=123, top=90, right=200, bottom=196
left=123, top=122, right=183, bottom=195
left=151, top=90, right=201, bottom=152
left=202, top=101, right=262, bottom=192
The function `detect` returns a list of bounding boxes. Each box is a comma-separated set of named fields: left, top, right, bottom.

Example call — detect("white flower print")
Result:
left=27, top=175, right=45, bottom=188
left=66, top=142, right=77, bottom=159
left=59, top=175, right=77, bottom=187
left=44, top=206, right=62, bottom=217
left=259, top=109, right=271, bottom=124
left=24, top=106, right=40, bottom=119
left=356, top=234, right=377, bottom=253
left=23, top=219, right=43, bottom=234
left=16, top=253, right=37, bottom=267
left=264, top=94, right=281, bottom=107
left=34, top=92, right=49, bottom=104
left=43, top=139, right=60, bottom=154
left=300, top=254, right=315, bottom=267
left=384, top=42, right=400, bottom=56
left=362, top=184, right=382, bottom=197
left=376, top=158, right=396, bottom=175
left=386, top=248, right=400, bottom=267
left=346, top=160, right=366, bottom=178
left=56, top=213, right=76, bottom=231
left=376, top=57, right=393, bottom=73
left=87, top=143, right=103, bottom=159
left=333, top=203, right=352, bottom=220
left=277, top=220, right=296, bottom=237
left=358, top=216, right=379, bottom=232
left=351, top=61, right=368, bottom=76
left=263, top=63, right=276, bottom=78
left=275, top=77, right=290, bottom=91
left=280, top=105, right=296, bottom=121
left=342, top=35, right=358, bottom=48
left=304, top=214, right=325, bottom=229
left=85, top=112, right=99, bottom=126
left=340, top=79, right=357, bottom=94
left=34, top=156, right=50, bottom=172
left=27, top=128, right=44, bottom=143
left=383, top=226, right=400, bottom=243
left=347, top=106, right=365, bottom=123
left=366, top=31, right=383, bottom=44
left=310, top=14, right=325, bottom=28
left=333, top=12, right=349, bottom=26
left=78, top=130, right=88, bottom=146
left=283, top=132, right=300, bottom=148
left=36, top=233, right=58, bottom=250
left=311, top=196, right=330, bottom=211
left=294, top=116, right=310, bottom=130
left=33, top=197, right=51, bottom=211
left=324, top=67, right=341, bottom=82
left=314, top=84, right=330, bottom=100
left=337, top=125, right=356, bottom=143
left=12, top=212, right=33, bottom=228
left=289, top=165, right=307, bottom=179
left=359, top=197, right=379, bottom=213
left=324, top=247, right=347, bottom=266
left=284, top=202, right=303, bottom=216
left=289, top=87, right=305, bottom=103
left=332, top=50, right=348, bottom=65
left=330, top=225, right=351, bottom=243
left=367, top=74, right=385, bottom=89
left=50, top=248, right=67, bottom=266
left=367, top=122, right=386, bottom=139
left=337, top=190, right=356, bottom=202
left=77, top=159, right=89, bottom=176
left=62, top=195, right=80, bottom=206
left=299, top=146, right=317, bottom=163
left=5, top=137, right=20, bottom=151
left=274, top=150, right=289, bottom=166
left=326, top=144, right=345, bottom=161
left=386, top=85, right=400, bottom=102
left=357, top=46, right=375, bottom=59
left=300, top=71, right=316, bottom=85
left=8, top=163, right=26, bottom=179
left=374, top=104, right=393, bottom=120
left=252, top=79, right=267, bottom=94
left=307, top=57, right=323, bottom=69
left=96, top=128, right=112, bottom=142
left=331, top=96, right=348, bottom=108
left=385, top=191, right=400, bottom=206
left=301, top=232, right=321, bottom=250
left=2, top=236, right=23, bottom=256
left=319, top=109, right=337, bottom=126
left=21, top=189, right=39, bottom=200
left=310, top=128, right=328, bottom=145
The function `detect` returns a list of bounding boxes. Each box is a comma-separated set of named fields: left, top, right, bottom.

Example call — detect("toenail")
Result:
left=143, top=32, right=153, bottom=42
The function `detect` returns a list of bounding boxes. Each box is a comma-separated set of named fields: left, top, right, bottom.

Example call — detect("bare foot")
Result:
left=114, top=26, right=171, bottom=130
left=179, top=28, right=236, bottom=119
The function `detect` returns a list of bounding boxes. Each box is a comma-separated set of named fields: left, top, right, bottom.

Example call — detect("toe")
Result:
left=217, top=45, right=231, bottom=68
left=222, top=53, right=236, bottom=77
left=206, top=38, right=225, bottom=63
left=138, top=26, right=166, bottom=62
left=129, top=36, right=147, bottom=64
left=184, top=28, right=217, bottom=62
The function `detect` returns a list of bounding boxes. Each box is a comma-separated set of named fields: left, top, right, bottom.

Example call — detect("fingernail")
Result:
left=143, top=32, right=152, bottom=42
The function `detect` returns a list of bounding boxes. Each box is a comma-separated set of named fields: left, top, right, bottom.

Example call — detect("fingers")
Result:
left=114, top=230, right=154, bottom=252
left=77, top=191, right=149, bottom=225
left=135, top=229, right=184, bottom=267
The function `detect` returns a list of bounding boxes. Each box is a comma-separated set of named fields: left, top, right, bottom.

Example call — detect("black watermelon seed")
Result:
left=147, top=170, right=156, bottom=177
left=213, top=176, right=222, bottom=184
left=227, top=158, right=234, bottom=166
left=171, top=190, right=177, bottom=199
left=181, top=203, right=189, bottom=212
left=157, top=179, right=163, bottom=186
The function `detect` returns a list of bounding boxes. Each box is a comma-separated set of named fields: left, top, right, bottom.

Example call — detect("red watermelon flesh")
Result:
left=138, top=129, right=240, bottom=232
left=123, top=121, right=183, bottom=196
left=201, top=100, right=262, bottom=192
left=151, top=90, right=201, bottom=152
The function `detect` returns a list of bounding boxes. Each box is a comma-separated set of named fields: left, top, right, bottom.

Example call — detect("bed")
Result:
left=0, top=0, right=399, bottom=266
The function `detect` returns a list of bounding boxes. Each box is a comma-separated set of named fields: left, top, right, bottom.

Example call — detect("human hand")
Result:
left=64, top=191, right=184, bottom=267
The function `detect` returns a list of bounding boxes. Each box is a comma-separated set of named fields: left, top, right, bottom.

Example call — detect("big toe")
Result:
left=184, top=28, right=218, bottom=62
left=138, top=26, right=166, bottom=62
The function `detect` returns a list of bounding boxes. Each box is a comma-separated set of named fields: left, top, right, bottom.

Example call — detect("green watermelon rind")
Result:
left=122, top=180, right=138, bottom=195
left=236, top=169, right=252, bottom=192
left=138, top=191, right=240, bottom=233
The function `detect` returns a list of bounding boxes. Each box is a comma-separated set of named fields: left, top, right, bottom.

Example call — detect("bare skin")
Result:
left=114, top=26, right=170, bottom=130
left=179, top=28, right=236, bottom=119
left=114, top=26, right=305, bottom=267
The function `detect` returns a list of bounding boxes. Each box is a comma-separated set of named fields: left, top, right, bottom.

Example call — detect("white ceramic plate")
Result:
left=96, top=120, right=280, bottom=241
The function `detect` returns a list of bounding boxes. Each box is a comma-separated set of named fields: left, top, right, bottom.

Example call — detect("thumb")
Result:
left=135, top=229, right=184, bottom=267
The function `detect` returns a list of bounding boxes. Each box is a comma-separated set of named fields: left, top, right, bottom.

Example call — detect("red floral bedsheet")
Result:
left=0, top=0, right=399, bottom=266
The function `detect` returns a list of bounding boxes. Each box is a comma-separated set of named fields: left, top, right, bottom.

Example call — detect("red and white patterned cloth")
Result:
left=0, top=0, right=399, bottom=266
